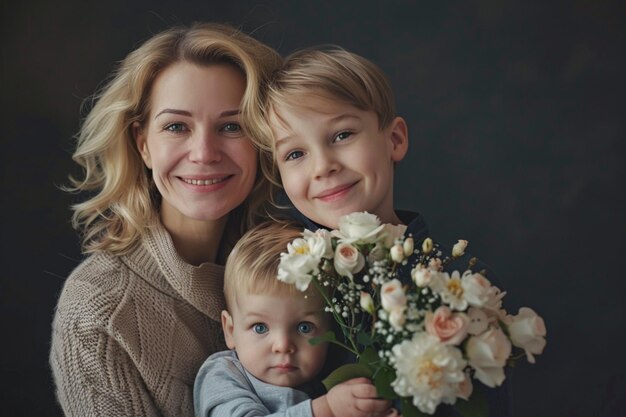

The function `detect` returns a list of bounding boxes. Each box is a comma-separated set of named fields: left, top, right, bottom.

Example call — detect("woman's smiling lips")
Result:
left=315, top=181, right=358, bottom=202
left=178, top=175, right=233, bottom=190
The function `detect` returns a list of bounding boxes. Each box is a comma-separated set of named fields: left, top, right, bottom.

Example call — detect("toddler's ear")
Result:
left=221, top=310, right=236, bottom=349
left=387, top=116, right=409, bottom=162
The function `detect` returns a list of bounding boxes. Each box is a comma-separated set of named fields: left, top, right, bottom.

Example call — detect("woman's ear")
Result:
left=386, top=116, right=409, bottom=162
left=133, top=121, right=152, bottom=168
left=221, top=310, right=236, bottom=350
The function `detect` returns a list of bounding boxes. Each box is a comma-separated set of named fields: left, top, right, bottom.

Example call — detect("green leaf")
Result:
left=357, top=331, right=373, bottom=346
left=372, top=366, right=397, bottom=400
left=400, top=398, right=429, bottom=417
left=357, top=347, right=379, bottom=367
left=309, top=330, right=337, bottom=346
left=454, top=388, right=489, bottom=417
left=322, top=364, right=372, bottom=391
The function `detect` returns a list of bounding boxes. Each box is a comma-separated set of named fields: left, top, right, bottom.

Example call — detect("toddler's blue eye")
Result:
left=252, top=323, right=268, bottom=334
left=297, top=322, right=314, bottom=334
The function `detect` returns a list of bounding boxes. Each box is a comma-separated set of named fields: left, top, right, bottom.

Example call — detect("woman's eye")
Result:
left=165, top=123, right=187, bottom=133
left=297, top=321, right=315, bottom=334
left=221, top=123, right=243, bottom=135
left=252, top=323, right=268, bottom=334
left=333, top=131, right=353, bottom=142
left=285, top=150, right=304, bottom=161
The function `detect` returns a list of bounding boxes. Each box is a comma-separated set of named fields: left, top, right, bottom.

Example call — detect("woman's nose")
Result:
left=188, top=129, right=222, bottom=164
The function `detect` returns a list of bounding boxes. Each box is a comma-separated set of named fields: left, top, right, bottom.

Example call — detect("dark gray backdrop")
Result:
left=2, top=1, right=624, bottom=416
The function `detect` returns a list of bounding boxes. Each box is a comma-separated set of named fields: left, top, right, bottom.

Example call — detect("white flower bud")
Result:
left=452, top=239, right=468, bottom=258
left=359, top=292, right=375, bottom=314
left=403, top=237, right=414, bottom=257
left=390, top=243, right=405, bottom=263
left=422, top=237, right=433, bottom=254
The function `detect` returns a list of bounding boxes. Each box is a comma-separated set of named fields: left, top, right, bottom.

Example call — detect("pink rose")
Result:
left=425, top=306, right=470, bottom=345
left=380, top=279, right=407, bottom=312
left=507, top=307, right=546, bottom=364
left=333, top=242, right=364, bottom=278
left=466, top=328, right=512, bottom=387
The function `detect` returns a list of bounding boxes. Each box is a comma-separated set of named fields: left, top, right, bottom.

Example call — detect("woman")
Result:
left=50, top=23, right=282, bottom=417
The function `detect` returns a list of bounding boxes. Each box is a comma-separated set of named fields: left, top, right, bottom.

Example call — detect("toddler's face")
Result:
left=269, top=96, right=407, bottom=229
left=222, top=292, right=330, bottom=387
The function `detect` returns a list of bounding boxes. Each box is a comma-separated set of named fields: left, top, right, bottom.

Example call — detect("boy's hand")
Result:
left=313, top=377, right=394, bottom=417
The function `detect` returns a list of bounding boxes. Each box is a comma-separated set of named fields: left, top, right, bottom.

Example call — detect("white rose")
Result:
left=302, top=228, right=334, bottom=259
left=380, top=223, right=408, bottom=247
left=466, top=328, right=512, bottom=387
left=334, top=212, right=384, bottom=244
left=333, top=243, right=365, bottom=278
left=452, top=240, right=468, bottom=258
left=461, top=271, right=493, bottom=308
left=507, top=307, right=546, bottom=364
left=411, top=265, right=432, bottom=287
left=277, top=252, right=316, bottom=291
left=380, top=279, right=407, bottom=312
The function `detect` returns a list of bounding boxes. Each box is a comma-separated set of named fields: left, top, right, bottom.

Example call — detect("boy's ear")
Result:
left=133, top=121, right=152, bottom=169
left=221, top=310, right=236, bottom=349
left=387, top=116, right=409, bottom=162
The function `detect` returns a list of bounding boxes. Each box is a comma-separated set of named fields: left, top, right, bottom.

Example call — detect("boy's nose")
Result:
left=272, top=333, right=295, bottom=353
left=313, top=150, right=340, bottom=179
left=188, top=130, right=222, bottom=164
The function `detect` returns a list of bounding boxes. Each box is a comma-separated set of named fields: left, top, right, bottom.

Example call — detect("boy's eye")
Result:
left=297, top=321, right=315, bottom=334
left=333, top=131, right=353, bottom=142
left=164, top=123, right=188, bottom=133
left=252, top=323, right=269, bottom=334
left=285, top=150, right=304, bottom=161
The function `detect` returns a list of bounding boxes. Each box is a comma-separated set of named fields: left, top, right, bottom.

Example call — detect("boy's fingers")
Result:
left=343, top=377, right=372, bottom=385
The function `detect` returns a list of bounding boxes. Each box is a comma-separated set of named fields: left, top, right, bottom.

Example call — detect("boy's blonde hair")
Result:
left=67, top=22, right=282, bottom=255
left=251, top=46, right=396, bottom=205
left=224, top=221, right=318, bottom=309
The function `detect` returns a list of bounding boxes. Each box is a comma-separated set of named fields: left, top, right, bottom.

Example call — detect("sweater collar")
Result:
left=125, top=221, right=226, bottom=322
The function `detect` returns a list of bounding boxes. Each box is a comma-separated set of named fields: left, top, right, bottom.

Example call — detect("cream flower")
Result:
left=425, top=306, right=470, bottom=345
left=434, top=271, right=467, bottom=311
left=334, top=212, right=385, bottom=244
left=422, top=237, right=434, bottom=254
left=403, top=237, right=414, bottom=257
left=411, top=265, right=432, bottom=287
left=506, top=307, right=546, bottom=364
left=391, top=333, right=467, bottom=414
left=389, top=308, right=407, bottom=331
left=466, top=328, right=511, bottom=387
left=333, top=242, right=365, bottom=278
left=380, top=279, right=407, bottom=312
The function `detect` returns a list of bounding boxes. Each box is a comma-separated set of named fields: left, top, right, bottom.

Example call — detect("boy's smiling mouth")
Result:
left=315, top=181, right=358, bottom=202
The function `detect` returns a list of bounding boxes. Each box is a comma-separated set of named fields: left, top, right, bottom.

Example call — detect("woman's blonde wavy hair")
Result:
left=67, top=22, right=282, bottom=255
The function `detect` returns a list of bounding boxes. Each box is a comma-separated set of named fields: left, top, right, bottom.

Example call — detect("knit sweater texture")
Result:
left=50, top=222, right=227, bottom=417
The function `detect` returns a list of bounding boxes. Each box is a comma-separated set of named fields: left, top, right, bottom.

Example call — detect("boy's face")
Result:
left=221, top=292, right=331, bottom=387
left=270, top=96, right=408, bottom=229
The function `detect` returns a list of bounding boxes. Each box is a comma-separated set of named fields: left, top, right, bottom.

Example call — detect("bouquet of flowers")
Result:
left=278, top=212, right=546, bottom=417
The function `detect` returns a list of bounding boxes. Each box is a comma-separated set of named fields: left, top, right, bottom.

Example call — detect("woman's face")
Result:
left=136, top=62, right=257, bottom=226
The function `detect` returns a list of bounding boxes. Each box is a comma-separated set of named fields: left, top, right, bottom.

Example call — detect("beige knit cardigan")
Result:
left=50, top=222, right=227, bottom=417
